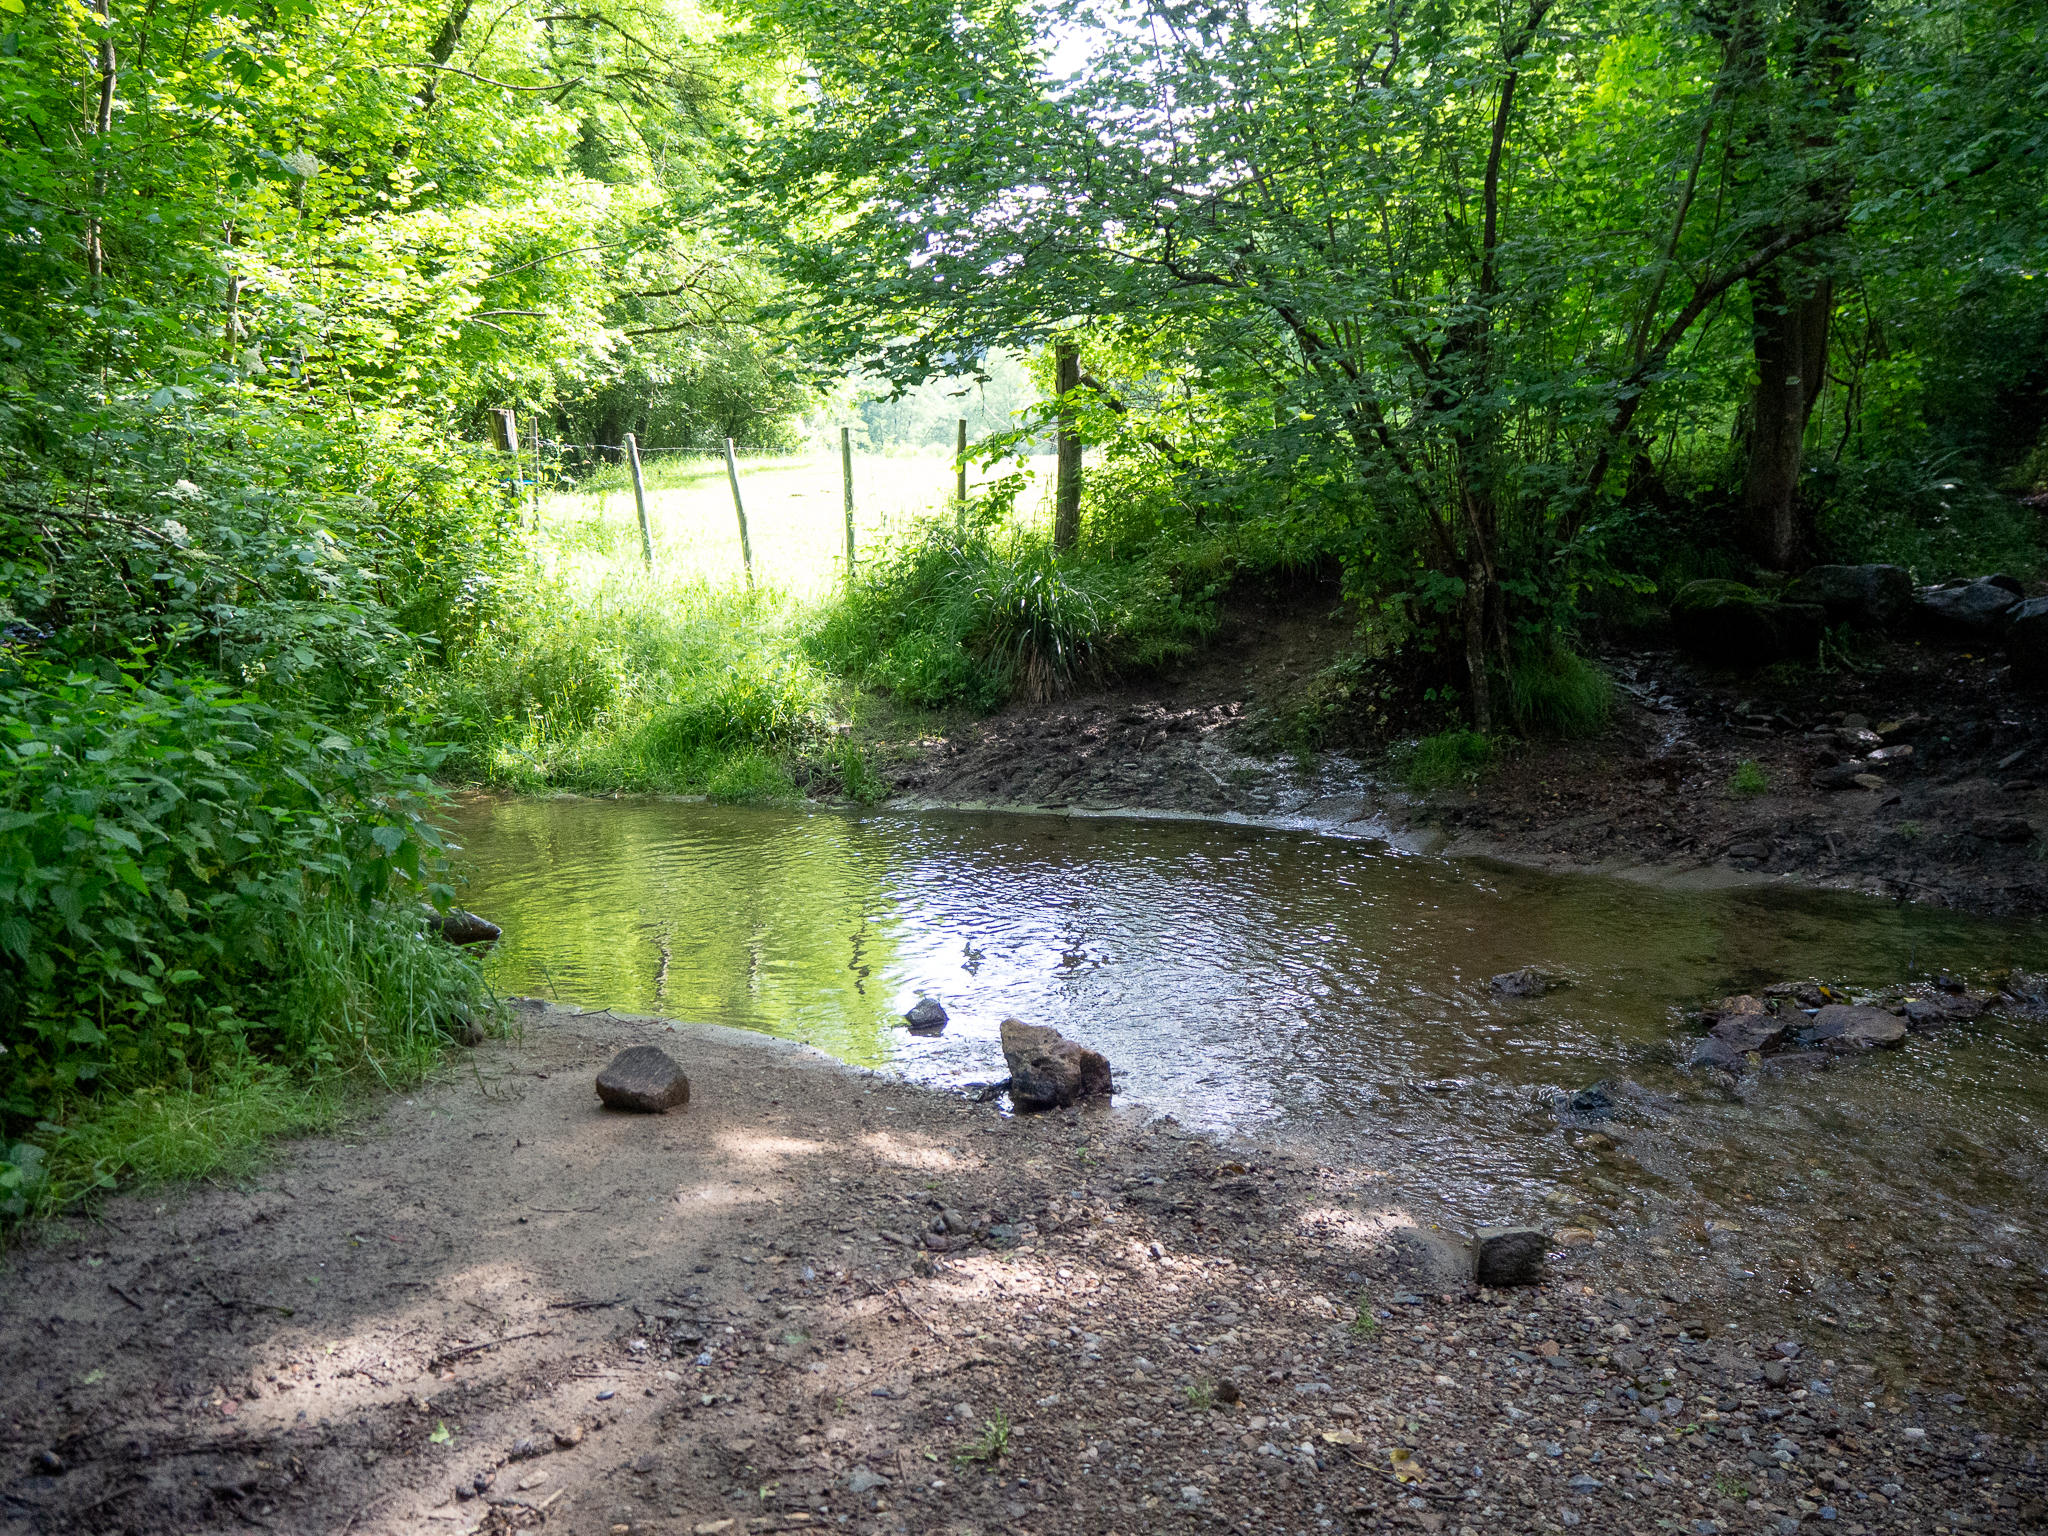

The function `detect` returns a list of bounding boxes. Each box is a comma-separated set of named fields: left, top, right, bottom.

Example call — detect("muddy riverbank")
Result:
left=854, top=594, right=2048, bottom=918
left=3, top=1003, right=2041, bottom=1536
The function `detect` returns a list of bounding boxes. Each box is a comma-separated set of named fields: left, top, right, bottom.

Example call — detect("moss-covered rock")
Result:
left=1671, top=580, right=1823, bottom=668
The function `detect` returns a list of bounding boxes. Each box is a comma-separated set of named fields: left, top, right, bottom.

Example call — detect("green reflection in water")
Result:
left=443, top=797, right=908, bottom=1068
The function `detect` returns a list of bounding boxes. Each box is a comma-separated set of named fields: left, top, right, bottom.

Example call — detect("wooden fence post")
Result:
left=529, top=415, right=543, bottom=528
left=724, top=437, right=754, bottom=588
left=841, top=426, right=856, bottom=575
left=955, top=417, right=968, bottom=535
left=1053, top=343, right=1081, bottom=551
left=625, top=432, right=654, bottom=571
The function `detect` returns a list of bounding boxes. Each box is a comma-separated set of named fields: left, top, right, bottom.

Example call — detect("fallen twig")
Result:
left=433, top=1329, right=556, bottom=1364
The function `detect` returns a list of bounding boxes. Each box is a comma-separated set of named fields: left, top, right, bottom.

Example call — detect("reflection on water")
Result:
left=444, top=794, right=2048, bottom=1417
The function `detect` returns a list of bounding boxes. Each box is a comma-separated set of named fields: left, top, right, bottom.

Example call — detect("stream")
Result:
left=442, top=793, right=2048, bottom=1421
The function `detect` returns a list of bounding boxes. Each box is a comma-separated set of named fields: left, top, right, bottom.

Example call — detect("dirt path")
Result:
left=861, top=597, right=2047, bottom=918
left=4, top=1004, right=2038, bottom=1536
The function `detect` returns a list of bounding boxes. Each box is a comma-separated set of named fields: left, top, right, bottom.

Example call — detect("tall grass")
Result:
left=8, top=895, right=493, bottom=1225
left=807, top=521, right=1221, bottom=709
left=430, top=571, right=831, bottom=796
left=1503, top=646, right=1613, bottom=739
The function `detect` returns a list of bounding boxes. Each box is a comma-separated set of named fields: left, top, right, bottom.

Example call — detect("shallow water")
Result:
left=444, top=795, right=2048, bottom=1416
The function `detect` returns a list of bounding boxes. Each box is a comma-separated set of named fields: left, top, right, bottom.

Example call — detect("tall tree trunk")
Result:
left=1464, top=554, right=1493, bottom=735
left=396, top=0, right=473, bottom=158
left=1737, top=264, right=1831, bottom=569
left=1053, top=342, right=1081, bottom=552
left=1735, top=0, right=1854, bottom=570
left=84, top=0, right=116, bottom=291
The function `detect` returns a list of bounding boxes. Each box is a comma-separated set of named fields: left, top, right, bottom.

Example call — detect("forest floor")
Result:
left=862, top=585, right=2048, bottom=919
left=4, top=1003, right=2038, bottom=1536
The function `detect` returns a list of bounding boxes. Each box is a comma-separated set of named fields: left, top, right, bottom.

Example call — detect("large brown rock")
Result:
left=596, top=1046, right=691, bottom=1112
left=1000, top=1019, right=1112, bottom=1109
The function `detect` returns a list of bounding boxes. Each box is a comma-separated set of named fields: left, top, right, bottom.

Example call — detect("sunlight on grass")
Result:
left=547, top=448, right=1060, bottom=596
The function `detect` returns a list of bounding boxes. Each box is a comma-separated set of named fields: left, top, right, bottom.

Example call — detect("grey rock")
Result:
left=1688, top=1036, right=1748, bottom=1071
left=1815, top=761, right=1888, bottom=792
left=423, top=906, right=502, bottom=946
left=595, top=1045, right=691, bottom=1112
left=1707, top=1000, right=1788, bottom=1055
left=846, top=1468, right=890, bottom=1495
left=1000, top=1018, right=1112, bottom=1108
left=1490, top=968, right=1549, bottom=997
left=1474, top=1226, right=1548, bottom=1287
left=2008, top=596, right=2048, bottom=684
left=1388, top=1225, right=1476, bottom=1293
left=2004, top=970, right=2048, bottom=1008
left=904, top=997, right=948, bottom=1032
left=1567, top=1081, right=1613, bottom=1118
left=1799, top=1005, right=1907, bottom=1052
left=1903, top=993, right=1991, bottom=1030
left=1789, top=564, right=1914, bottom=630
left=1916, top=576, right=2022, bottom=635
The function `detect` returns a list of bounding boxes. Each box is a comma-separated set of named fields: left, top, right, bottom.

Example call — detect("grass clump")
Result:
left=1403, top=729, right=1493, bottom=789
left=1504, top=646, right=1612, bottom=739
left=956, top=1410, right=1012, bottom=1464
left=1730, top=759, right=1769, bottom=796
left=809, top=527, right=1120, bottom=708
left=1350, top=1301, right=1381, bottom=1338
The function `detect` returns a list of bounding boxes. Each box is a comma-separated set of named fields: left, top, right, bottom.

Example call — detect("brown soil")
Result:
left=861, top=593, right=2047, bottom=918
left=4, top=1005, right=2039, bottom=1536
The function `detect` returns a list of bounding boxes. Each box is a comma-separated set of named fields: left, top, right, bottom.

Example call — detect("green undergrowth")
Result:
left=1403, top=728, right=1494, bottom=789
left=1504, top=646, right=1613, bottom=739
left=0, top=655, right=499, bottom=1229
left=427, top=572, right=832, bottom=797
left=807, top=520, right=1228, bottom=709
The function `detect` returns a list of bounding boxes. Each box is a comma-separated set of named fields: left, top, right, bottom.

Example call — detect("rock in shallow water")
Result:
left=1799, top=1004, right=1907, bottom=1052
left=999, top=1018, right=1112, bottom=1109
left=595, top=1045, right=691, bottom=1112
left=904, top=997, right=948, bottom=1032
left=1490, top=968, right=1549, bottom=996
left=423, top=906, right=502, bottom=946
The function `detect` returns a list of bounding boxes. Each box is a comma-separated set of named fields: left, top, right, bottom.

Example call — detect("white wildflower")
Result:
left=280, top=149, right=321, bottom=179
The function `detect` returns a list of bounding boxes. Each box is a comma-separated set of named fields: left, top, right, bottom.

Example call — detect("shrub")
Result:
left=0, top=657, right=490, bottom=1214
left=430, top=574, right=828, bottom=795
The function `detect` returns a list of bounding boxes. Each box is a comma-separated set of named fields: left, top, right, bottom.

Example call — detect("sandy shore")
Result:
left=1, top=1003, right=2038, bottom=1536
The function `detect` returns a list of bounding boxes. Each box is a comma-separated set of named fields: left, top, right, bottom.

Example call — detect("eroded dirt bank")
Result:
left=3, top=1004, right=2040, bottom=1536
left=863, top=594, right=2047, bottom=917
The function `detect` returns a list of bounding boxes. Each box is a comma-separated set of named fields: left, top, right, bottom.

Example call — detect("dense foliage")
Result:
left=0, top=0, right=801, bottom=1210
left=747, top=0, right=2048, bottom=724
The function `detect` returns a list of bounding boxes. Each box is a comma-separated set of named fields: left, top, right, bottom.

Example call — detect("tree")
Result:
left=745, top=0, right=2043, bottom=723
